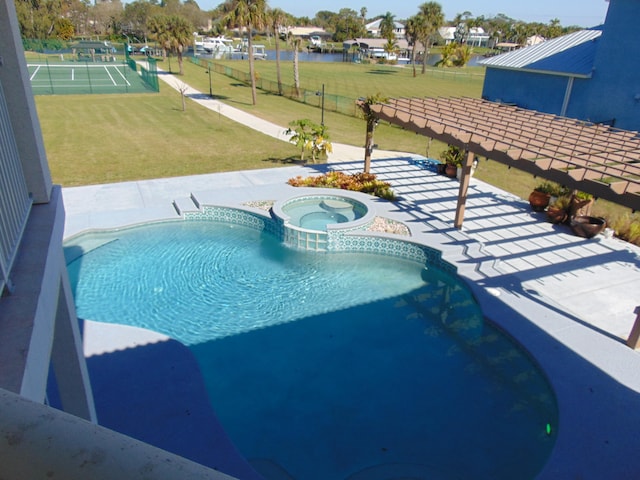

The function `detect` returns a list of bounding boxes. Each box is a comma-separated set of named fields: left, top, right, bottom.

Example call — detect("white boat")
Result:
left=252, top=44, right=267, bottom=60
left=232, top=43, right=267, bottom=60
left=200, top=36, right=234, bottom=58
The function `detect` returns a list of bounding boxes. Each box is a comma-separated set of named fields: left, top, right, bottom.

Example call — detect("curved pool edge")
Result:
left=61, top=172, right=640, bottom=480
left=436, top=238, right=640, bottom=480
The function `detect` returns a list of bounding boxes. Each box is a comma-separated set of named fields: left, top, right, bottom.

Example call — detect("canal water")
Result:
left=196, top=49, right=485, bottom=66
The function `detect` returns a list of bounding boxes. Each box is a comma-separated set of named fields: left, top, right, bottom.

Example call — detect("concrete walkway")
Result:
left=61, top=72, right=640, bottom=480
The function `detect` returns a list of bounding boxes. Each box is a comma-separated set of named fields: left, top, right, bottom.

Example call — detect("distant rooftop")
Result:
left=480, top=26, right=603, bottom=76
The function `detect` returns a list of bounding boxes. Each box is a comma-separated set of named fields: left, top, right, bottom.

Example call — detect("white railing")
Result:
left=0, top=81, right=31, bottom=293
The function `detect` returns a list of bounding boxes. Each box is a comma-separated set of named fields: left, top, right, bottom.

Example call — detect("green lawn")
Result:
left=36, top=88, right=300, bottom=186
left=34, top=56, right=638, bottom=234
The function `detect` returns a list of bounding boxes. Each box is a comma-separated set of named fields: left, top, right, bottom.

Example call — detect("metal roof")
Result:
left=480, top=27, right=602, bottom=76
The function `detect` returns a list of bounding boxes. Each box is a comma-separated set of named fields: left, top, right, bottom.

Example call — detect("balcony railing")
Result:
left=0, top=81, right=32, bottom=293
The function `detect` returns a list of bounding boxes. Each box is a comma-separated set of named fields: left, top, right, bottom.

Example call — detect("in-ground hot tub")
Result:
left=272, top=192, right=374, bottom=250
left=283, top=197, right=367, bottom=230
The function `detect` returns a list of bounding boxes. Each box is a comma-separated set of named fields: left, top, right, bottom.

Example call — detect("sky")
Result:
left=199, top=0, right=610, bottom=28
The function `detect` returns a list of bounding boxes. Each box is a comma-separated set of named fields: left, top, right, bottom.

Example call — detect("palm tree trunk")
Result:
left=248, top=24, right=257, bottom=105
left=421, top=40, right=429, bottom=74
left=275, top=36, right=283, bottom=95
left=293, top=40, right=300, bottom=97
left=411, top=44, right=417, bottom=77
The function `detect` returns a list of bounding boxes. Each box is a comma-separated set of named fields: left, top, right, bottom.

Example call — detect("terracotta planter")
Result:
left=570, top=216, right=607, bottom=238
left=546, top=207, right=568, bottom=224
left=445, top=164, right=457, bottom=178
left=528, top=190, right=551, bottom=212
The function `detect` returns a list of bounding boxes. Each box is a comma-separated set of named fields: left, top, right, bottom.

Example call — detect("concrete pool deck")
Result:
left=63, top=159, right=640, bottom=480
left=61, top=71, right=640, bottom=479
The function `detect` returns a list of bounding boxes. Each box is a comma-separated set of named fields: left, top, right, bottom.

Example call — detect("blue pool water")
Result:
left=65, top=220, right=557, bottom=480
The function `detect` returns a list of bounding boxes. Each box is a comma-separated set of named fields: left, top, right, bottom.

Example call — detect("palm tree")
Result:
left=454, top=44, right=473, bottom=66
left=288, top=33, right=302, bottom=97
left=360, top=6, right=367, bottom=24
left=404, top=14, right=425, bottom=77
left=165, top=15, right=193, bottom=76
left=379, top=11, right=395, bottom=41
left=147, top=14, right=193, bottom=75
left=383, top=37, right=399, bottom=59
left=268, top=7, right=287, bottom=95
left=225, top=0, right=268, bottom=105
left=418, top=1, right=444, bottom=74
left=437, top=41, right=456, bottom=67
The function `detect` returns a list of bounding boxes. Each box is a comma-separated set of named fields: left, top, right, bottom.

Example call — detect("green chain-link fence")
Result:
left=191, top=57, right=364, bottom=117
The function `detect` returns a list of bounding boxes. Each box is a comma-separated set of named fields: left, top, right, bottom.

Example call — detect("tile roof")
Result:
left=480, top=27, right=603, bottom=76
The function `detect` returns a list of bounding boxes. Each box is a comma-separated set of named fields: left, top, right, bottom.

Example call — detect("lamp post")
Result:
left=315, top=83, right=325, bottom=126
left=206, top=63, right=213, bottom=98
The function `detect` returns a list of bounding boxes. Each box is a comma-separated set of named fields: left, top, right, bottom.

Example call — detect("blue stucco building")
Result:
left=481, top=0, right=640, bottom=132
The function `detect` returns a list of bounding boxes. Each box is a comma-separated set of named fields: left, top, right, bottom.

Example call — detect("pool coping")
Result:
left=62, top=162, right=640, bottom=480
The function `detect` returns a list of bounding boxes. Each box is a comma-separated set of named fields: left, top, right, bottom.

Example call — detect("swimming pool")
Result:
left=65, top=219, right=557, bottom=479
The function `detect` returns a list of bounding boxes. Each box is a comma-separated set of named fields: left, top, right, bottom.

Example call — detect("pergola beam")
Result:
left=368, top=97, right=640, bottom=223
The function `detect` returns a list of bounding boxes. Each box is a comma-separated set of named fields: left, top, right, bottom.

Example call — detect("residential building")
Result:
left=365, top=18, right=406, bottom=40
left=438, top=26, right=490, bottom=47
left=480, top=0, right=640, bottom=131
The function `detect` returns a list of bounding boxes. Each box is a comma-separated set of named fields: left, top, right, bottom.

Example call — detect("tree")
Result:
left=454, top=44, right=473, bottom=66
left=91, top=0, right=124, bottom=36
left=383, top=37, right=399, bottom=59
left=313, top=10, right=337, bottom=30
left=54, top=17, right=75, bottom=40
left=123, top=0, right=158, bottom=43
left=225, top=0, right=268, bottom=106
left=288, top=33, right=301, bottom=97
left=418, top=1, right=444, bottom=74
left=404, top=14, right=425, bottom=77
left=268, top=7, right=287, bottom=95
left=332, top=8, right=365, bottom=42
left=148, top=14, right=193, bottom=75
left=437, top=41, right=456, bottom=67
left=360, top=7, right=367, bottom=24
left=379, top=11, right=395, bottom=41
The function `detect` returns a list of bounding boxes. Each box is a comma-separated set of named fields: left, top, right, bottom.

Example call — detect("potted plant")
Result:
left=440, top=145, right=464, bottom=178
left=546, top=195, right=571, bottom=224
left=528, top=181, right=557, bottom=211
left=569, top=190, right=594, bottom=217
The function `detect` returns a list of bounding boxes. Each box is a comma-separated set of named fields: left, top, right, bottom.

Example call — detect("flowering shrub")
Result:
left=287, top=171, right=396, bottom=201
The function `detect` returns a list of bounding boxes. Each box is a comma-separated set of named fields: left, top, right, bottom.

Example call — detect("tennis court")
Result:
left=28, top=61, right=157, bottom=95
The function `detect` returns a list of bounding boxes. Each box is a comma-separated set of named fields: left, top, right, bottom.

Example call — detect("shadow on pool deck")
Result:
left=81, top=319, right=263, bottom=480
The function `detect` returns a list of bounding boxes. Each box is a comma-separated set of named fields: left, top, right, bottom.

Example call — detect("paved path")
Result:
left=159, top=70, right=418, bottom=163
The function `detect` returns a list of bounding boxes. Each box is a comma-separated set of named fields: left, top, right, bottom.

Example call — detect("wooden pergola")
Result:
left=367, top=97, right=640, bottom=228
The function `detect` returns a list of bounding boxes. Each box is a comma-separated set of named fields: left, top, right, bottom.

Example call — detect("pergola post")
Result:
left=626, top=306, right=640, bottom=349
left=454, top=150, right=474, bottom=229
